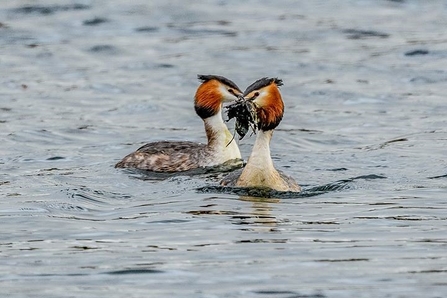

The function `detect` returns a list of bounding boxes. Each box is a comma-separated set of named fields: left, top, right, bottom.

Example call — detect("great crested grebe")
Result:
left=220, top=77, right=301, bottom=192
left=115, top=75, right=243, bottom=172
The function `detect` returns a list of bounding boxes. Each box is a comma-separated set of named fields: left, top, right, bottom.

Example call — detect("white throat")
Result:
left=236, top=130, right=284, bottom=189
left=245, top=130, right=275, bottom=172
left=203, top=110, right=241, bottom=163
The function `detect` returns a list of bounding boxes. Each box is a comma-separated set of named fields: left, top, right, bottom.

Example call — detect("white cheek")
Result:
left=219, top=85, right=234, bottom=101
left=254, top=90, right=268, bottom=106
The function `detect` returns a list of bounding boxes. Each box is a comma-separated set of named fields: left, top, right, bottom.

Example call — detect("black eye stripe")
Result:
left=197, top=74, right=242, bottom=93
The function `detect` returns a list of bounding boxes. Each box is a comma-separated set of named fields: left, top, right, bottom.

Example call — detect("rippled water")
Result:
left=1, top=0, right=447, bottom=297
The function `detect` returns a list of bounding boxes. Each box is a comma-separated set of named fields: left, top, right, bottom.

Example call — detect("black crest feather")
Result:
left=243, top=77, right=283, bottom=96
left=197, top=74, right=241, bottom=92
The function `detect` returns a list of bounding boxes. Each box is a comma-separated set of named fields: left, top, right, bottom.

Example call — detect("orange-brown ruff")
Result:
left=220, top=77, right=301, bottom=192
left=115, top=75, right=243, bottom=172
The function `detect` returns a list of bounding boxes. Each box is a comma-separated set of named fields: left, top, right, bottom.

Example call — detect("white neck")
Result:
left=245, top=130, right=275, bottom=172
left=236, top=130, right=284, bottom=189
left=203, top=110, right=241, bottom=163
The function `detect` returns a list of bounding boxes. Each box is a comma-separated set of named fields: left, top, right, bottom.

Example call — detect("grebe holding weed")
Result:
left=221, top=77, right=301, bottom=192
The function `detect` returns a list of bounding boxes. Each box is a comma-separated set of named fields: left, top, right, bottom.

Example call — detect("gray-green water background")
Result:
left=1, top=1, right=446, bottom=297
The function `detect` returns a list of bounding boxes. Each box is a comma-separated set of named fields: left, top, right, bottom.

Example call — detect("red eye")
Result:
left=254, top=92, right=260, bottom=97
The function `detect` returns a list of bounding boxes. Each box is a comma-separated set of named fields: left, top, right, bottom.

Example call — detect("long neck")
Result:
left=203, top=109, right=236, bottom=149
left=236, top=130, right=284, bottom=189
left=246, top=130, right=275, bottom=171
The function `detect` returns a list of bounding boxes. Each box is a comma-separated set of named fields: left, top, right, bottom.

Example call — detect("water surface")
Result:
left=1, top=0, right=446, bottom=297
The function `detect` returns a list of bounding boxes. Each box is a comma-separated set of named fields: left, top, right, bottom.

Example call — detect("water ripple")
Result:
left=64, top=187, right=131, bottom=207
left=104, top=268, right=164, bottom=275
left=197, top=174, right=386, bottom=199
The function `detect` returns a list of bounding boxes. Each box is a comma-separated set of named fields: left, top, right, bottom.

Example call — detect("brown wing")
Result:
left=115, top=141, right=206, bottom=172
left=135, top=141, right=200, bottom=154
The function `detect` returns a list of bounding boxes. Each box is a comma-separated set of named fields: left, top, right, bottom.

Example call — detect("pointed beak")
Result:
left=243, top=94, right=258, bottom=102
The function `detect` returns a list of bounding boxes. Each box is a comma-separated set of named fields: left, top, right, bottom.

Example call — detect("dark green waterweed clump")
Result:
left=225, top=96, right=258, bottom=141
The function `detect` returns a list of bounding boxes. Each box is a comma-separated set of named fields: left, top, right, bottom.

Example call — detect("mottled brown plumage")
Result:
left=115, top=141, right=205, bottom=172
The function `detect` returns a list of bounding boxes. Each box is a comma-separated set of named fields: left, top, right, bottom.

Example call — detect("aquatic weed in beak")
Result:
left=225, top=97, right=258, bottom=140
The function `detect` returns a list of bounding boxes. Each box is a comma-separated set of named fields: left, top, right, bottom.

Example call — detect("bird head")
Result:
left=194, top=75, right=242, bottom=119
left=242, top=77, right=284, bottom=132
